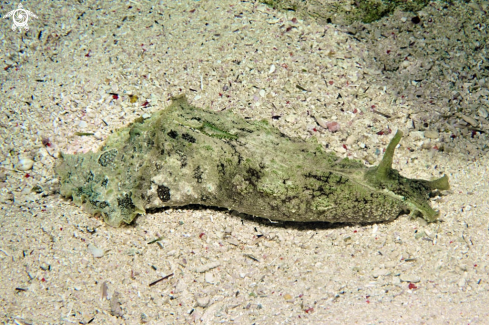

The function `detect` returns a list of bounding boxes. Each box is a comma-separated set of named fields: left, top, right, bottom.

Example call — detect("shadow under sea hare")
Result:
left=55, top=95, right=449, bottom=227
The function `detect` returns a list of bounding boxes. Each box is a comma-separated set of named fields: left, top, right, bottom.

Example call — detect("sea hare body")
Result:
left=56, top=95, right=449, bottom=227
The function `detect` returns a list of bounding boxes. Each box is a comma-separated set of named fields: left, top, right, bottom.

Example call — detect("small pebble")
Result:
left=314, top=116, right=328, bottom=129
left=457, top=113, right=478, bottom=126
left=94, top=131, right=103, bottom=140
left=345, top=135, right=356, bottom=145
left=87, top=243, right=104, bottom=258
left=372, top=268, right=389, bottom=278
left=424, top=131, right=439, bottom=139
left=458, top=276, right=467, bottom=288
left=205, top=272, right=215, bottom=284
left=326, top=121, right=340, bottom=133
left=414, top=231, right=426, bottom=239
left=40, top=262, right=50, bottom=271
left=78, top=121, right=88, bottom=128
left=269, top=64, right=276, bottom=74
left=478, top=107, right=488, bottom=119
left=400, top=274, right=420, bottom=283
left=16, top=158, right=34, bottom=171
left=196, top=296, right=210, bottom=308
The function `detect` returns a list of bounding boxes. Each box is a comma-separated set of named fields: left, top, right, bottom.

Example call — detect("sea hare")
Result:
left=56, top=95, right=449, bottom=227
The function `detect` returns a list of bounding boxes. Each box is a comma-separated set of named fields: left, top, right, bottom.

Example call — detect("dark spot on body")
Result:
left=182, top=133, right=196, bottom=143
left=86, top=171, right=94, bottom=182
left=168, top=130, right=178, bottom=139
left=154, top=162, right=163, bottom=171
left=193, top=166, right=203, bottom=183
left=117, top=193, right=135, bottom=212
left=157, top=185, right=171, bottom=201
left=217, top=162, right=226, bottom=175
left=244, top=167, right=262, bottom=187
left=176, top=150, right=187, bottom=168
left=93, top=201, right=109, bottom=209
left=98, top=149, right=118, bottom=167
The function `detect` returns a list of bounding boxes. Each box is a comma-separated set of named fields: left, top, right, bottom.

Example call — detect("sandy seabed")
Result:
left=1, top=0, right=489, bottom=324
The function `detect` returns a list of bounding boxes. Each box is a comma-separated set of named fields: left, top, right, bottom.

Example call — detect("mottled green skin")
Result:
left=56, top=95, right=449, bottom=227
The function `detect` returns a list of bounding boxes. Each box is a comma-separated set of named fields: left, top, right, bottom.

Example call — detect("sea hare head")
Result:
left=366, top=130, right=449, bottom=222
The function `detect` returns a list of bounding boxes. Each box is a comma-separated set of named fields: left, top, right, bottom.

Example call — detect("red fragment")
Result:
left=377, top=131, right=384, bottom=135
left=112, top=94, right=119, bottom=100
left=326, top=121, right=340, bottom=133
left=25, top=174, right=30, bottom=178
left=353, top=108, right=358, bottom=114
left=304, top=307, right=314, bottom=313
left=408, top=283, right=417, bottom=290
left=328, top=80, right=334, bottom=85
left=142, top=101, right=149, bottom=107
left=281, top=63, right=288, bottom=69
left=219, top=93, right=222, bottom=97
left=386, top=50, right=391, bottom=54
left=353, top=230, right=357, bottom=233
left=199, top=232, right=205, bottom=239
left=189, top=8, right=196, bottom=13
left=291, top=17, right=297, bottom=23
left=343, top=144, right=347, bottom=150
left=85, top=51, right=91, bottom=57
left=41, top=278, right=46, bottom=282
